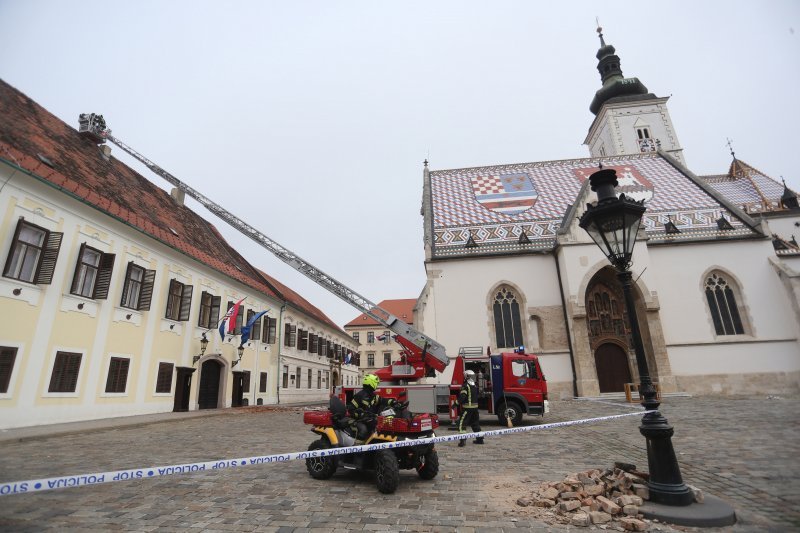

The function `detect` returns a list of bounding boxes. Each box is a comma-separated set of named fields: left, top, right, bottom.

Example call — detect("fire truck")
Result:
left=336, top=337, right=548, bottom=426
left=77, top=113, right=548, bottom=425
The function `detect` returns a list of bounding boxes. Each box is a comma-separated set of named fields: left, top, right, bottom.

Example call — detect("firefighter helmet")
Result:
left=363, top=373, right=380, bottom=390
left=464, top=370, right=476, bottom=381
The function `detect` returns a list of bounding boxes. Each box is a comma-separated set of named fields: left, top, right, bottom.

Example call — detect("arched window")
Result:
left=493, top=286, right=524, bottom=348
left=704, top=273, right=745, bottom=335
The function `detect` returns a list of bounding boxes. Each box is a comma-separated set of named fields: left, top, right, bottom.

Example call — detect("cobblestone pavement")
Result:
left=0, top=395, right=797, bottom=532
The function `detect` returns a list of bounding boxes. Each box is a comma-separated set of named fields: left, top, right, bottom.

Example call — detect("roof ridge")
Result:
left=429, top=152, right=660, bottom=176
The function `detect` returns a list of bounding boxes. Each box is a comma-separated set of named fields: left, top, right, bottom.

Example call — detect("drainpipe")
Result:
left=553, top=244, right=578, bottom=398
left=276, top=303, right=286, bottom=405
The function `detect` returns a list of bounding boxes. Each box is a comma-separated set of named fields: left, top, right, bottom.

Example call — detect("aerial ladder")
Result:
left=78, top=113, right=448, bottom=379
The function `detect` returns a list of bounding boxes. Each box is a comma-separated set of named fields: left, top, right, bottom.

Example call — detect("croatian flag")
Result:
left=219, top=298, right=245, bottom=340
left=240, top=310, right=269, bottom=346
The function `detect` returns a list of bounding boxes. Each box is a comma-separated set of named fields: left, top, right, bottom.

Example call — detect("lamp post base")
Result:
left=640, top=410, right=694, bottom=506
left=641, top=494, right=737, bottom=527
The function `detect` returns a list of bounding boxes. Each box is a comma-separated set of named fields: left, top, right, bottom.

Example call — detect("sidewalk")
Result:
left=0, top=400, right=324, bottom=443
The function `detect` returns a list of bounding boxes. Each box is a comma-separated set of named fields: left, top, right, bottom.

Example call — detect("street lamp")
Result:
left=193, top=333, right=209, bottom=365
left=579, top=167, right=694, bottom=506
left=232, top=344, right=244, bottom=368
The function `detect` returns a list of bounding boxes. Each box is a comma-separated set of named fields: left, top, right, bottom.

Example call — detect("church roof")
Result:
left=426, top=152, right=764, bottom=259
left=700, top=159, right=796, bottom=215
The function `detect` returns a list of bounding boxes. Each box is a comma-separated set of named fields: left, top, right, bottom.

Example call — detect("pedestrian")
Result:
left=458, top=369, right=483, bottom=447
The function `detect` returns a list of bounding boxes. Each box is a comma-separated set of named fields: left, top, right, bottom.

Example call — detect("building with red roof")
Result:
left=0, top=79, right=356, bottom=429
left=344, top=299, right=416, bottom=374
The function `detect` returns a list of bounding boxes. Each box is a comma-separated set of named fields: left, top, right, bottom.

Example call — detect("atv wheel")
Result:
left=417, top=447, right=439, bottom=480
left=374, top=450, right=400, bottom=494
left=497, top=400, right=523, bottom=426
left=306, top=438, right=336, bottom=480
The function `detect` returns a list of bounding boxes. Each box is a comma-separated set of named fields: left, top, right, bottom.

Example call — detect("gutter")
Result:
left=553, top=242, right=578, bottom=398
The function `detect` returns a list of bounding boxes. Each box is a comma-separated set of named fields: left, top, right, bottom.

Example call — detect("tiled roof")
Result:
left=0, top=78, right=280, bottom=299
left=256, top=269, right=345, bottom=334
left=428, top=152, right=763, bottom=259
left=700, top=159, right=791, bottom=213
left=345, top=298, right=416, bottom=327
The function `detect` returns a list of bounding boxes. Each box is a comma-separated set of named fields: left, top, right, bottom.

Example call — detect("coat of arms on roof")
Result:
left=470, top=172, right=539, bottom=215
left=574, top=164, right=654, bottom=204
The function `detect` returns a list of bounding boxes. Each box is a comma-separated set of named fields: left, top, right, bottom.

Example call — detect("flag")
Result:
left=344, top=352, right=352, bottom=365
left=240, top=310, right=269, bottom=346
left=377, top=333, right=389, bottom=342
left=219, top=298, right=245, bottom=340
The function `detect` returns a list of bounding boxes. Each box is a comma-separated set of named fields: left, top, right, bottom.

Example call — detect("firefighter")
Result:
left=458, top=369, right=483, bottom=446
left=348, top=373, right=401, bottom=439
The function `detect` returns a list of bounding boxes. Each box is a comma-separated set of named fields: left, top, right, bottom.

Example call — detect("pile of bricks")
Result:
left=516, top=462, right=700, bottom=531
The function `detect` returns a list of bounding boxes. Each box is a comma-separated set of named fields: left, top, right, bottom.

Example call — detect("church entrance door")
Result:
left=594, top=343, right=631, bottom=393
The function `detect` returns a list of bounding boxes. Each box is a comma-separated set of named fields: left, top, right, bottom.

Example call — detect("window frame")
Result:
left=70, top=243, right=116, bottom=300
left=48, top=351, right=83, bottom=394
left=2, top=218, right=63, bottom=285
left=198, top=291, right=221, bottom=329
left=704, top=272, right=747, bottom=336
left=166, top=279, right=193, bottom=321
left=259, top=371, right=268, bottom=393
left=155, top=362, right=174, bottom=394
left=492, top=285, right=525, bottom=349
left=0, top=346, right=19, bottom=394
left=104, top=356, right=131, bottom=394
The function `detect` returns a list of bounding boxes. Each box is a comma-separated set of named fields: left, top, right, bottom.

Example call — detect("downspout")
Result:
left=276, top=302, right=286, bottom=405
left=553, top=243, right=578, bottom=398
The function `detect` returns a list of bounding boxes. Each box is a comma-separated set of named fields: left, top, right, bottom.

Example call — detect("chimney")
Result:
left=170, top=187, right=185, bottom=206
left=100, top=145, right=112, bottom=161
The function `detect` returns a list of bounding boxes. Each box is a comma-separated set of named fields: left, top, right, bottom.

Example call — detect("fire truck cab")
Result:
left=451, top=346, right=548, bottom=425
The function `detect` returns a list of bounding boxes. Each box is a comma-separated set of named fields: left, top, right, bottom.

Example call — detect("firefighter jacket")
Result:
left=458, top=381, right=479, bottom=409
left=348, top=387, right=393, bottom=420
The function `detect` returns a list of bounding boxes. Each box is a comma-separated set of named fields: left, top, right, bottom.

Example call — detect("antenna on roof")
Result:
left=725, top=138, right=736, bottom=159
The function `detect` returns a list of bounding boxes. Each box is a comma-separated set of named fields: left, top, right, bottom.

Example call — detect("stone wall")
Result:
left=675, top=370, right=800, bottom=396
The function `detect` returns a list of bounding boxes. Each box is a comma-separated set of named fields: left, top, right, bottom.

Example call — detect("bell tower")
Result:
left=584, top=26, right=686, bottom=166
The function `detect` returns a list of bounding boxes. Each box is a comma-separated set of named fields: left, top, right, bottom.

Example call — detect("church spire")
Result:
left=589, top=26, right=651, bottom=115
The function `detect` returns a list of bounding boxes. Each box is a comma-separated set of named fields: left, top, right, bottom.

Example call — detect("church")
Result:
left=416, top=29, right=800, bottom=398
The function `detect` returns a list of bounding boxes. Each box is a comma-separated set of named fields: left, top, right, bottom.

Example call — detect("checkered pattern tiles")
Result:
left=702, top=162, right=786, bottom=211
left=429, top=153, right=757, bottom=258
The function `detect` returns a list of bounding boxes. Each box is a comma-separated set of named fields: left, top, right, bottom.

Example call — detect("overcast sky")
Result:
left=1, top=1, right=798, bottom=328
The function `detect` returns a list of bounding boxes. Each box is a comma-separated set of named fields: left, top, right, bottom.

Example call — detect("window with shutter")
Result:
left=105, top=357, right=130, bottom=393
left=3, top=219, right=45, bottom=283
left=251, top=312, right=262, bottom=341
left=121, top=262, right=144, bottom=309
left=155, top=362, right=174, bottom=393
left=137, top=269, right=156, bottom=311
left=0, top=346, right=18, bottom=393
left=92, top=252, right=116, bottom=299
left=284, top=323, right=292, bottom=347
left=199, top=291, right=213, bottom=328
left=71, top=243, right=101, bottom=297
left=298, top=329, right=308, bottom=350
left=178, top=284, right=193, bottom=321
left=49, top=351, right=82, bottom=393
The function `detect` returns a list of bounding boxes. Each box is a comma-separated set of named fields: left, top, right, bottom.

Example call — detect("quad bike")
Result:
left=303, top=396, right=440, bottom=493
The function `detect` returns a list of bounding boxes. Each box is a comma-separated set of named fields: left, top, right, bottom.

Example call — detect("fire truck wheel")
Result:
left=417, top=448, right=439, bottom=480
left=374, top=450, right=400, bottom=494
left=497, top=400, right=523, bottom=426
left=306, top=439, right=336, bottom=480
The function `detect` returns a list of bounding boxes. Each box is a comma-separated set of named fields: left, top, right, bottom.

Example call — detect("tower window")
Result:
left=636, top=127, right=651, bottom=140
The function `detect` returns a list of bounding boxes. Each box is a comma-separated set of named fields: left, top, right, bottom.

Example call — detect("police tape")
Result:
left=0, top=409, right=647, bottom=496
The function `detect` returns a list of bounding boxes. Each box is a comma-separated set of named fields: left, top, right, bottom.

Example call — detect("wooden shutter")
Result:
left=49, top=351, right=82, bottom=393
left=70, top=243, right=87, bottom=294
left=105, top=357, right=130, bottom=393
left=2, top=219, right=26, bottom=278
left=34, top=230, right=63, bottom=285
left=211, top=295, right=221, bottom=326
left=137, top=268, right=156, bottom=311
left=284, top=323, right=291, bottom=346
left=178, top=284, right=193, bottom=321
left=92, top=252, right=116, bottom=299
left=0, top=346, right=18, bottom=393
left=155, top=362, right=174, bottom=393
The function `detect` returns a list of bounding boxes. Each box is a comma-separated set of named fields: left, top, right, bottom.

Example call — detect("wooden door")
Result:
left=198, top=360, right=221, bottom=409
left=231, top=371, right=244, bottom=407
left=594, top=343, right=632, bottom=393
left=173, top=366, right=195, bottom=412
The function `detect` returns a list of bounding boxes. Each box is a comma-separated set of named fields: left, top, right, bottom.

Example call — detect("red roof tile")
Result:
left=344, top=298, right=416, bottom=327
left=0, top=78, right=279, bottom=300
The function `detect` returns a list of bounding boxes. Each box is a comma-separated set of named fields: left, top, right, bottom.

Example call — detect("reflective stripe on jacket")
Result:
left=459, top=381, right=478, bottom=409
